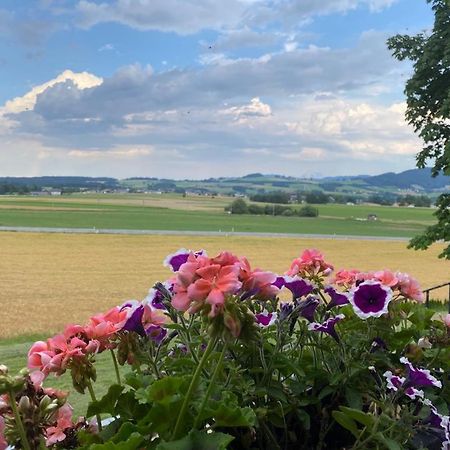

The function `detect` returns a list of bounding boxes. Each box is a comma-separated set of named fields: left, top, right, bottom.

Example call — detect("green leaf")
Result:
left=90, top=432, right=144, bottom=450
left=339, top=407, right=375, bottom=428
left=87, top=384, right=124, bottom=417
left=156, top=430, right=234, bottom=450
left=332, top=411, right=359, bottom=439
left=204, top=392, right=256, bottom=428
left=147, top=376, right=190, bottom=405
left=345, top=387, right=363, bottom=410
left=374, top=432, right=402, bottom=450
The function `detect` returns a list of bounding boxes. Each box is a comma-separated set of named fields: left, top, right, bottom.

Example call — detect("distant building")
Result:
left=30, top=191, right=50, bottom=196
left=367, top=214, right=378, bottom=221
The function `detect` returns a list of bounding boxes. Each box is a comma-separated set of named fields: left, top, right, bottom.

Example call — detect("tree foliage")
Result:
left=387, top=0, right=450, bottom=259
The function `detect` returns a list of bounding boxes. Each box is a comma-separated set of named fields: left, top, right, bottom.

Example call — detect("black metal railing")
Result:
left=423, top=281, right=450, bottom=312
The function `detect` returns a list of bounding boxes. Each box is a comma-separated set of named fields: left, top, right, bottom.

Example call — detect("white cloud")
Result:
left=222, top=97, right=272, bottom=122
left=68, top=146, right=154, bottom=159
left=98, top=43, right=115, bottom=52
left=2, top=69, right=102, bottom=114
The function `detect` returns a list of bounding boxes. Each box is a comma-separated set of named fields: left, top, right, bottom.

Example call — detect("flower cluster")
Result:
left=2, top=247, right=445, bottom=450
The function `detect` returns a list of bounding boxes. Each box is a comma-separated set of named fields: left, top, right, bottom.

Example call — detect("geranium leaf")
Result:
left=87, top=384, right=124, bottom=417
left=156, top=430, right=234, bottom=450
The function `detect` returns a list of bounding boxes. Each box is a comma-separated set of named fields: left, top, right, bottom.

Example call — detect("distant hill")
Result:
left=1, top=169, right=448, bottom=197
left=363, top=168, right=449, bottom=190
left=0, top=176, right=118, bottom=189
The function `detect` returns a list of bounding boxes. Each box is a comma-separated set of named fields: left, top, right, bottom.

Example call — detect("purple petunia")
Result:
left=283, top=276, right=314, bottom=300
left=272, top=276, right=286, bottom=289
left=297, top=296, right=320, bottom=322
left=349, top=280, right=392, bottom=319
left=325, top=286, right=349, bottom=308
left=120, top=300, right=146, bottom=336
left=146, top=325, right=167, bottom=344
left=279, top=302, right=294, bottom=321
left=400, top=357, right=442, bottom=389
left=308, top=314, right=345, bottom=342
left=164, top=249, right=206, bottom=272
left=255, top=310, right=277, bottom=327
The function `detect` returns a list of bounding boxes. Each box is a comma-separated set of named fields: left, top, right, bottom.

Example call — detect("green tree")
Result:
left=227, top=198, right=248, bottom=214
left=387, top=0, right=450, bottom=259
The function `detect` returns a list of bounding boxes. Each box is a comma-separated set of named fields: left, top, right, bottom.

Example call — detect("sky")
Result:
left=0, top=0, right=435, bottom=179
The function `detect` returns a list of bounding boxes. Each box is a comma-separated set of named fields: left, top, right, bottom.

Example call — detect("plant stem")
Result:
left=86, top=380, right=103, bottom=432
left=110, top=349, right=121, bottom=385
left=8, top=391, right=31, bottom=450
left=193, top=343, right=227, bottom=429
left=172, top=337, right=217, bottom=440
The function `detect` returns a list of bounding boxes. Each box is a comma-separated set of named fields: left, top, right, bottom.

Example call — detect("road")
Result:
left=0, top=226, right=410, bottom=241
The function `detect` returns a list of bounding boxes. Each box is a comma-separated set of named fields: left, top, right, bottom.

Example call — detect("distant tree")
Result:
left=298, top=206, right=319, bottom=217
left=248, top=204, right=265, bottom=215
left=388, top=0, right=450, bottom=258
left=227, top=199, right=248, bottom=214
left=305, top=190, right=328, bottom=204
left=250, top=191, right=290, bottom=204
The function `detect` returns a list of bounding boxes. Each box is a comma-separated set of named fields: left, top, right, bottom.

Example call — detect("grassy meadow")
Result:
left=0, top=194, right=436, bottom=237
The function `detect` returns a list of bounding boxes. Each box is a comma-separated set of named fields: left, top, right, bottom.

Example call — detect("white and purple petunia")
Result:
left=349, top=280, right=393, bottom=319
left=383, top=370, right=424, bottom=399
left=308, top=314, right=345, bottom=342
left=255, top=310, right=278, bottom=327
left=145, top=280, right=173, bottom=310
left=283, top=276, right=314, bottom=300
left=400, top=357, right=442, bottom=389
left=163, top=249, right=206, bottom=272
left=421, top=398, right=450, bottom=449
left=120, top=300, right=146, bottom=336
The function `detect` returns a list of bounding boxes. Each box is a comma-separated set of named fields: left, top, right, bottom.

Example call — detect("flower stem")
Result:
left=193, top=343, right=227, bottom=429
left=172, top=337, right=217, bottom=440
left=8, top=391, right=31, bottom=450
left=110, top=349, right=121, bottom=385
left=86, top=380, right=103, bottom=432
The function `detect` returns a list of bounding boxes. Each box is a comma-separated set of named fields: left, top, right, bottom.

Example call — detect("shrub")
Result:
left=298, top=205, right=319, bottom=217
left=226, top=198, right=248, bottom=214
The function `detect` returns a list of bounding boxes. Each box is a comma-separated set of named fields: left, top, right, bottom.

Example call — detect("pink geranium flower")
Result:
left=239, top=257, right=279, bottom=300
left=373, top=270, right=399, bottom=287
left=287, top=249, right=334, bottom=278
left=0, top=416, right=7, bottom=450
left=395, top=272, right=424, bottom=302
left=444, top=314, right=450, bottom=328
left=171, top=251, right=242, bottom=316
left=188, top=263, right=242, bottom=316
left=28, top=341, right=56, bottom=375
left=45, top=404, right=74, bottom=446
left=333, top=269, right=360, bottom=288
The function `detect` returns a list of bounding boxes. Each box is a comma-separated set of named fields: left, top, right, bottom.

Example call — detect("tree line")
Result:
left=226, top=199, right=318, bottom=217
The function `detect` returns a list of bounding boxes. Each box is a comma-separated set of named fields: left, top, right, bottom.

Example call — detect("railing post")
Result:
left=448, top=284, right=450, bottom=313
left=426, top=290, right=430, bottom=308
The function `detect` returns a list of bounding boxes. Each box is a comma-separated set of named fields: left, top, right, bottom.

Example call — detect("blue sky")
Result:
left=0, top=0, right=435, bottom=179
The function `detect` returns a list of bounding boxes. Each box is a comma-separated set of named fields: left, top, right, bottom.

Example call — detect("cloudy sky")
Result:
left=0, top=0, right=434, bottom=179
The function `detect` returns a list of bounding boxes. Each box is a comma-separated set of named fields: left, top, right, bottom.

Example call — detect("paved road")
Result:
left=0, top=225, right=411, bottom=241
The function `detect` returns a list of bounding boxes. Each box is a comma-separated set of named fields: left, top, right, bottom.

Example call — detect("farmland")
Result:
left=0, top=194, right=436, bottom=237
left=0, top=231, right=448, bottom=339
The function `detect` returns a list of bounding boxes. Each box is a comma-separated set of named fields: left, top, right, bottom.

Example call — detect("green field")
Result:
left=0, top=335, right=123, bottom=416
left=0, top=194, right=436, bottom=237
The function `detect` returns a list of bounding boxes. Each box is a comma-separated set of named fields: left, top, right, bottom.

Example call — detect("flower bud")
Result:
left=18, top=395, right=31, bottom=413
left=39, top=395, right=52, bottom=410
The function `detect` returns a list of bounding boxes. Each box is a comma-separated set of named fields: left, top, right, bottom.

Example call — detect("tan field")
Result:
left=0, top=232, right=448, bottom=338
